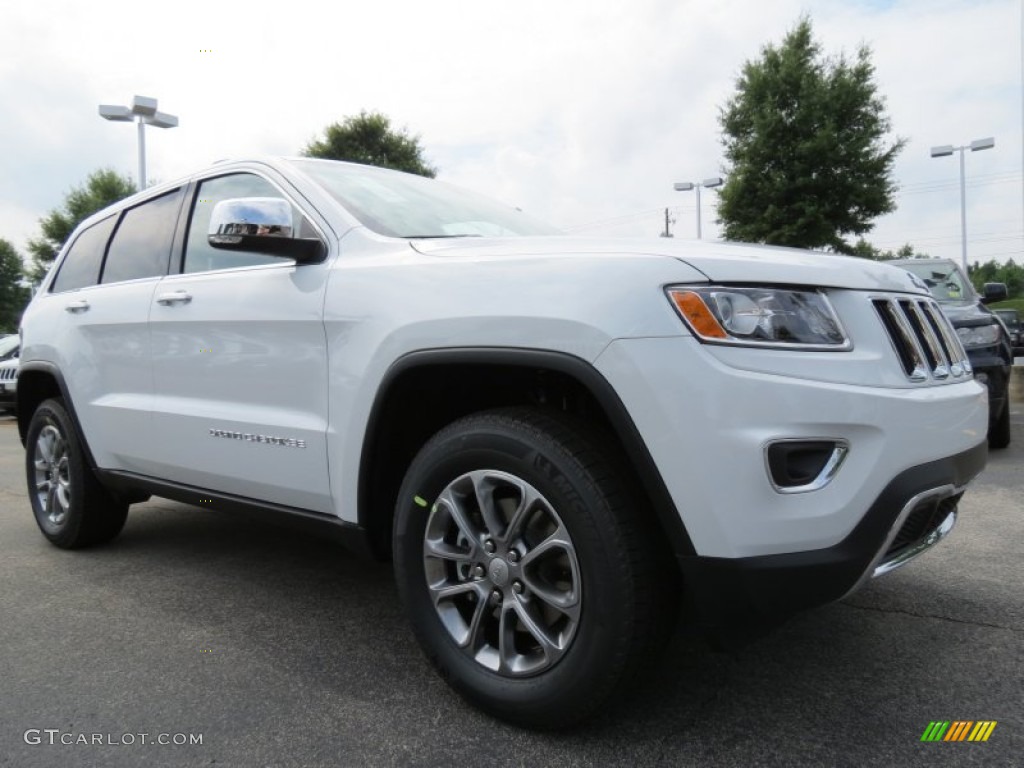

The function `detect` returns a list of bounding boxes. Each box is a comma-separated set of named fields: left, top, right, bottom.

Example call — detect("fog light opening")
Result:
left=765, top=439, right=849, bottom=494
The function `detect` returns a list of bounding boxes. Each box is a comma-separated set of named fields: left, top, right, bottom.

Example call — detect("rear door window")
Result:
left=101, top=188, right=184, bottom=284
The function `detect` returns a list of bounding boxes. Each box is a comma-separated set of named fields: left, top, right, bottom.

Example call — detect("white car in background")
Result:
left=0, top=334, right=19, bottom=414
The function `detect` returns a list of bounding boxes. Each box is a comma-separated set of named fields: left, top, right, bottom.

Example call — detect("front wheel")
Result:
left=25, top=398, right=128, bottom=548
left=393, top=408, right=675, bottom=728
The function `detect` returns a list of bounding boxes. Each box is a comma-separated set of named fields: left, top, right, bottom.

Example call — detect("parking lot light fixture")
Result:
left=98, top=95, right=179, bottom=189
left=929, top=137, right=995, bottom=274
left=673, top=177, right=725, bottom=239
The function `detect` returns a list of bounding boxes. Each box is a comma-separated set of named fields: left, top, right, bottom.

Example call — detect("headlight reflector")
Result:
left=956, top=323, right=1001, bottom=349
left=667, top=286, right=850, bottom=349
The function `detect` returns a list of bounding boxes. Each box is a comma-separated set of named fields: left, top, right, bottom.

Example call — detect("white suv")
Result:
left=16, top=158, right=988, bottom=727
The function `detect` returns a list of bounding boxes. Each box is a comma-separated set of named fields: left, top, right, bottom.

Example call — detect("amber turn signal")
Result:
left=668, top=290, right=728, bottom=339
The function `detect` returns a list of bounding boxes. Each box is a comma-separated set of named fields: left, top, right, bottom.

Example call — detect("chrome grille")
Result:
left=0, top=367, right=15, bottom=381
left=872, top=297, right=971, bottom=382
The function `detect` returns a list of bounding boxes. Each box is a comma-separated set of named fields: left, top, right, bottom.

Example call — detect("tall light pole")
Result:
left=673, top=177, right=724, bottom=239
left=930, top=137, right=994, bottom=274
left=98, top=95, right=178, bottom=189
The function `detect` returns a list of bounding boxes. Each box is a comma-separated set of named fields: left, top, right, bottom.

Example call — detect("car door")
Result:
left=31, top=188, right=185, bottom=471
left=147, top=169, right=333, bottom=513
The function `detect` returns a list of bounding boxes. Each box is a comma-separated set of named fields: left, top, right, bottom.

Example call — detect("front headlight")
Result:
left=956, top=323, right=1001, bottom=349
left=666, top=286, right=850, bottom=350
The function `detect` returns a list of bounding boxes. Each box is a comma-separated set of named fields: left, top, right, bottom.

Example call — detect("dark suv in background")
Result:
left=993, top=308, right=1023, bottom=356
left=891, top=258, right=1011, bottom=448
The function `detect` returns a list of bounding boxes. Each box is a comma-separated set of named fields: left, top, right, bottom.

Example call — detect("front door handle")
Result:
left=64, top=300, right=90, bottom=313
left=156, top=291, right=193, bottom=306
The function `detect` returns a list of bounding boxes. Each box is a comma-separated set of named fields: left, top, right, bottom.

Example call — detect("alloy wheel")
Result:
left=33, top=423, right=71, bottom=527
left=422, top=469, right=582, bottom=677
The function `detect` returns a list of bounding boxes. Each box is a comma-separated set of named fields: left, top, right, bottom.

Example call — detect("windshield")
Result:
left=898, top=261, right=971, bottom=302
left=0, top=335, right=18, bottom=359
left=288, top=159, right=560, bottom=239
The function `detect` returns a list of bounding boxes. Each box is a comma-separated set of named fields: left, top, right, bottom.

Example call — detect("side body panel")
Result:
left=20, top=279, right=161, bottom=470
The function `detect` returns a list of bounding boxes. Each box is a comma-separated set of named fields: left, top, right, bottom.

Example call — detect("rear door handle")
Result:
left=156, top=291, right=193, bottom=306
left=64, top=300, right=90, bottom=313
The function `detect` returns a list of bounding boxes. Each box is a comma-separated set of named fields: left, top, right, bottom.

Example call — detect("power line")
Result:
left=563, top=207, right=666, bottom=231
left=897, top=173, right=1022, bottom=197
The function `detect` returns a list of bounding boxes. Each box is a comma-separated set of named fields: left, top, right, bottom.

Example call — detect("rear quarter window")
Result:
left=50, top=216, right=117, bottom=293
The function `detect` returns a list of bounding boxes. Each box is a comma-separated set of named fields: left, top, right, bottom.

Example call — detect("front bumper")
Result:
left=594, top=336, right=988, bottom=558
left=676, top=442, right=984, bottom=634
left=593, top=334, right=988, bottom=632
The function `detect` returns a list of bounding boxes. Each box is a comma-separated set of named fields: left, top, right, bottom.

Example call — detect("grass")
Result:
left=991, top=298, right=1024, bottom=314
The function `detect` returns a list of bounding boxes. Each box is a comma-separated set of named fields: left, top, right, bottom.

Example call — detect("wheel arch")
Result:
left=357, top=347, right=696, bottom=562
left=16, top=363, right=95, bottom=462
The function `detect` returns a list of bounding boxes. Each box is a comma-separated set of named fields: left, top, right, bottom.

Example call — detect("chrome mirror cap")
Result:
left=206, top=197, right=325, bottom=263
left=209, top=197, right=294, bottom=243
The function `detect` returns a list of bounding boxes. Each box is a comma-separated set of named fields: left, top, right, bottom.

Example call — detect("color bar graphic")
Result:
left=920, top=721, right=996, bottom=742
left=967, top=721, right=997, bottom=742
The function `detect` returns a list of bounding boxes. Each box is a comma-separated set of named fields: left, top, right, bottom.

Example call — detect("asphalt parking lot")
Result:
left=0, top=410, right=1022, bottom=767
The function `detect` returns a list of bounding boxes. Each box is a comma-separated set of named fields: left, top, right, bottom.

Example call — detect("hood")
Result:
left=938, top=301, right=997, bottom=327
left=410, top=236, right=929, bottom=294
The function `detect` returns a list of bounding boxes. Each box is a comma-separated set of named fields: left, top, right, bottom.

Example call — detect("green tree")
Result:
left=26, top=169, right=136, bottom=283
left=850, top=240, right=929, bottom=261
left=968, top=258, right=1024, bottom=297
left=302, top=111, right=437, bottom=177
left=969, top=259, right=998, bottom=293
left=996, top=259, right=1024, bottom=298
left=0, top=239, right=30, bottom=332
left=717, top=17, right=905, bottom=254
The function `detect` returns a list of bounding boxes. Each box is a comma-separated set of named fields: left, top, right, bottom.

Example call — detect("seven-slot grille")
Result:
left=0, top=367, right=15, bottom=381
left=872, top=297, right=971, bottom=383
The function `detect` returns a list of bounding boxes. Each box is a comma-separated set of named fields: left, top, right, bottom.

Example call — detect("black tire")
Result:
left=393, top=407, right=676, bottom=729
left=989, top=399, right=1011, bottom=450
left=25, top=398, right=128, bottom=548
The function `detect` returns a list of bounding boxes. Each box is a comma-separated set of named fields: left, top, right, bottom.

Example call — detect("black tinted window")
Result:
left=50, top=216, right=117, bottom=293
left=102, top=189, right=183, bottom=284
left=184, top=174, right=311, bottom=273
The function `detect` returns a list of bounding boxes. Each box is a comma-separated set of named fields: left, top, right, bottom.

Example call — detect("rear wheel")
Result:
left=25, top=398, right=128, bottom=548
left=393, top=407, right=676, bottom=728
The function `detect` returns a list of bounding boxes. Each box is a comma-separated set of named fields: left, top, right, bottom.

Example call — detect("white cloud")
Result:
left=0, top=0, right=1020, bottom=266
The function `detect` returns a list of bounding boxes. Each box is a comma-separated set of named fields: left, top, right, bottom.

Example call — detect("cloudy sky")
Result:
left=1, top=0, right=1020, bottom=267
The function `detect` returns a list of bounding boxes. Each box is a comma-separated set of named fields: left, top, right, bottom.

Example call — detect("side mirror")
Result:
left=208, top=197, right=324, bottom=263
left=981, top=282, right=1008, bottom=304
